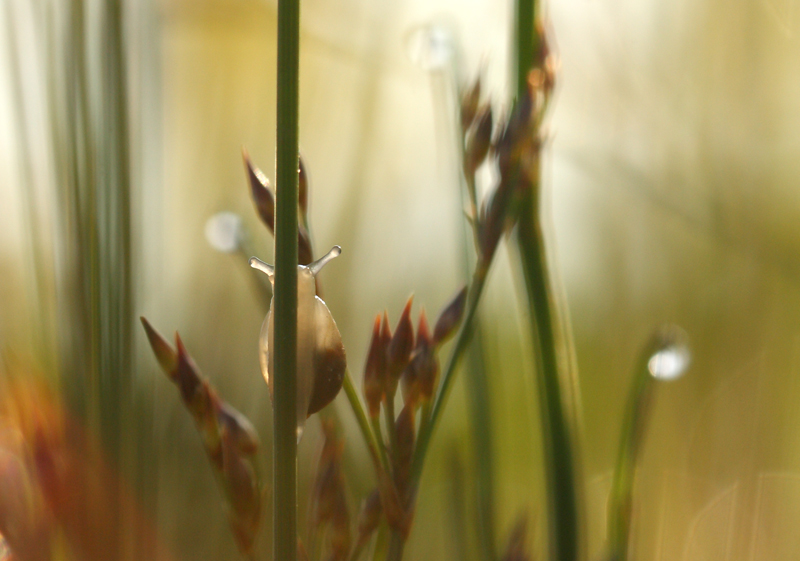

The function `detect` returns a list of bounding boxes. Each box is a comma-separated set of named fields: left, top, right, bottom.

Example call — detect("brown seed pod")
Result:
left=363, top=314, right=387, bottom=419
left=387, top=296, right=415, bottom=393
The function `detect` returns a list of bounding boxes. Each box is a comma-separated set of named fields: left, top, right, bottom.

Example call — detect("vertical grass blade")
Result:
left=274, top=0, right=301, bottom=560
left=515, top=2, right=581, bottom=560
left=516, top=206, right=580, bottom=561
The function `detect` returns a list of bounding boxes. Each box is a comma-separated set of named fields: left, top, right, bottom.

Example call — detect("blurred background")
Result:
left=3, top=0, right=800, bottom=559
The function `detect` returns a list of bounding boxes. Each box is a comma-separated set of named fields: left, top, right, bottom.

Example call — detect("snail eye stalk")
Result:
left=308, top=245, right=341, bottom=276
left=249, top=257, right=275, bottom=283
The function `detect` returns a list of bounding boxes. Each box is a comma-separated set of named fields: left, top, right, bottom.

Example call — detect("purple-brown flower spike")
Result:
left=381, top=311, right=392, bottom=351
left=140, top=317, right=178, bottom=377
left=393, top=405, right=416, bottom=500
left=140, top=318, right=262, bottom=556
left=465, top=105, right=493, bottom=176
left=401, top=309, right=433, bottom=407
left=416, top=309, right=432, bottom=351
left=387, top=296, right=415, bottom=392
left=433, top=286, right=468, bottom=346
left=363, top=314, right=387, bottom=419
left=415, top=311, right=440, bottom=404
left=243, top=148, right=275, bottom=233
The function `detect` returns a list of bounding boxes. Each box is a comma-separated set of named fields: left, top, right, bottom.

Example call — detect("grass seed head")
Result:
left=432, top=286, right=467, bottom=346
left=465, top=105, right=493, bottom=175
left=243, top=149, right=275, bottom=233
left=387, top=296, right=415, bottom=392
left=364, top=314, right=387, bottom=418
left=393, top=405, right=416, bottom=496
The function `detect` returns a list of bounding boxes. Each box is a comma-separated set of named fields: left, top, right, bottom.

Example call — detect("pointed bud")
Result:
left=433, top=286, right=467, bottom=346
left=140, top=317, right=178, bottom=378
left=416, top=309, right=431, bottom=350
left=415, top=352, right=439, bottom=405
left=401, top=309, right=432, bottom=407
left=464, top=105, right=493, bottom=175
left=496, top=89, right=534, bottom=184
left=460, top=77, right=481, bottom=131
left=356, top=489, right=383, bottom=547
left=381, top=311, right=392, bottom=350
left=243, top=149, right=275, bottom=233
left=363, top=315, right=387, bottom=418
left=142, top=322, right=263, bottom=553
left=478, top=188, right=505, bottom=263
left=393, top=405, right=415, bottom=496
left=387, top=297, right=415, bottom=393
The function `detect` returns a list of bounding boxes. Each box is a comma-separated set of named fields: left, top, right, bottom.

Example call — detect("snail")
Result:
left=249, top=246, right=346, bottom=439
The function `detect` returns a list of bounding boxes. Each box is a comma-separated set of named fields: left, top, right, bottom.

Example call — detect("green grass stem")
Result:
left=409, top=262, right=488, bottom=503
left=607, top=330, right=686, bottom=561
left=273, top=0, right=301, bottom=559
left=516, top=198, right=580, bottom=561
left=514, top=2, right=581, bottom=561
left=342, top=371, right=387, bottom=473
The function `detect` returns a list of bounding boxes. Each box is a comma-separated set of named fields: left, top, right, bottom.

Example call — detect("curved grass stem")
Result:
left=342, top=370, right=386, bottom=473
left=409, top=262, right=488, bottom=496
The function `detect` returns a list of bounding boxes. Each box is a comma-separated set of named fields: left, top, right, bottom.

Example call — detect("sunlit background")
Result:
left=3, top=0, right=800, bottom=559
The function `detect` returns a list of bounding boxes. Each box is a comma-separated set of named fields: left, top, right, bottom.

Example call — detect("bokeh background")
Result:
left=3, top=0, right=800, bottom=559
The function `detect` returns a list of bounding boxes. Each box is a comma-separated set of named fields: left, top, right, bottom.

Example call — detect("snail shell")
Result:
left=250, top=246, right=346, bottom=439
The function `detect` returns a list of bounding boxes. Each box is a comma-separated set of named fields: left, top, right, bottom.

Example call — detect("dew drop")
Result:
left=647, top=327, right=690, bottom=381
left=205, top=212, right=242, bottom=254
left=405, top=24, right=454, bottom=71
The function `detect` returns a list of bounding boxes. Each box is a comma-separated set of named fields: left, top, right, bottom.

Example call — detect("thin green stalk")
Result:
left=464, top=324, right=496, bottom=561
left=515, top=3, right=581, bottom=561
left=342, top=371, right=386, bottom=473
left=409, top=261, right=488, bottom=496
left=515, top=0, right=535, bottom=98
left=606, top=356, right=654, bottom=561
left=607, top=329, right=686, bottom=561
left=516, top=197, right=579, bottom=561
left=273, top=0, right=301, bottom=559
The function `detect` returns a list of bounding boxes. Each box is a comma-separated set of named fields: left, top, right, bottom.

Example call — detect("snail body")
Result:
left=250, top=246, right=346, bottom=438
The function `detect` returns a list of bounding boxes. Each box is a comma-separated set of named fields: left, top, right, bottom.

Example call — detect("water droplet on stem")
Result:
left=647, top=327, right=690, bottom=381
